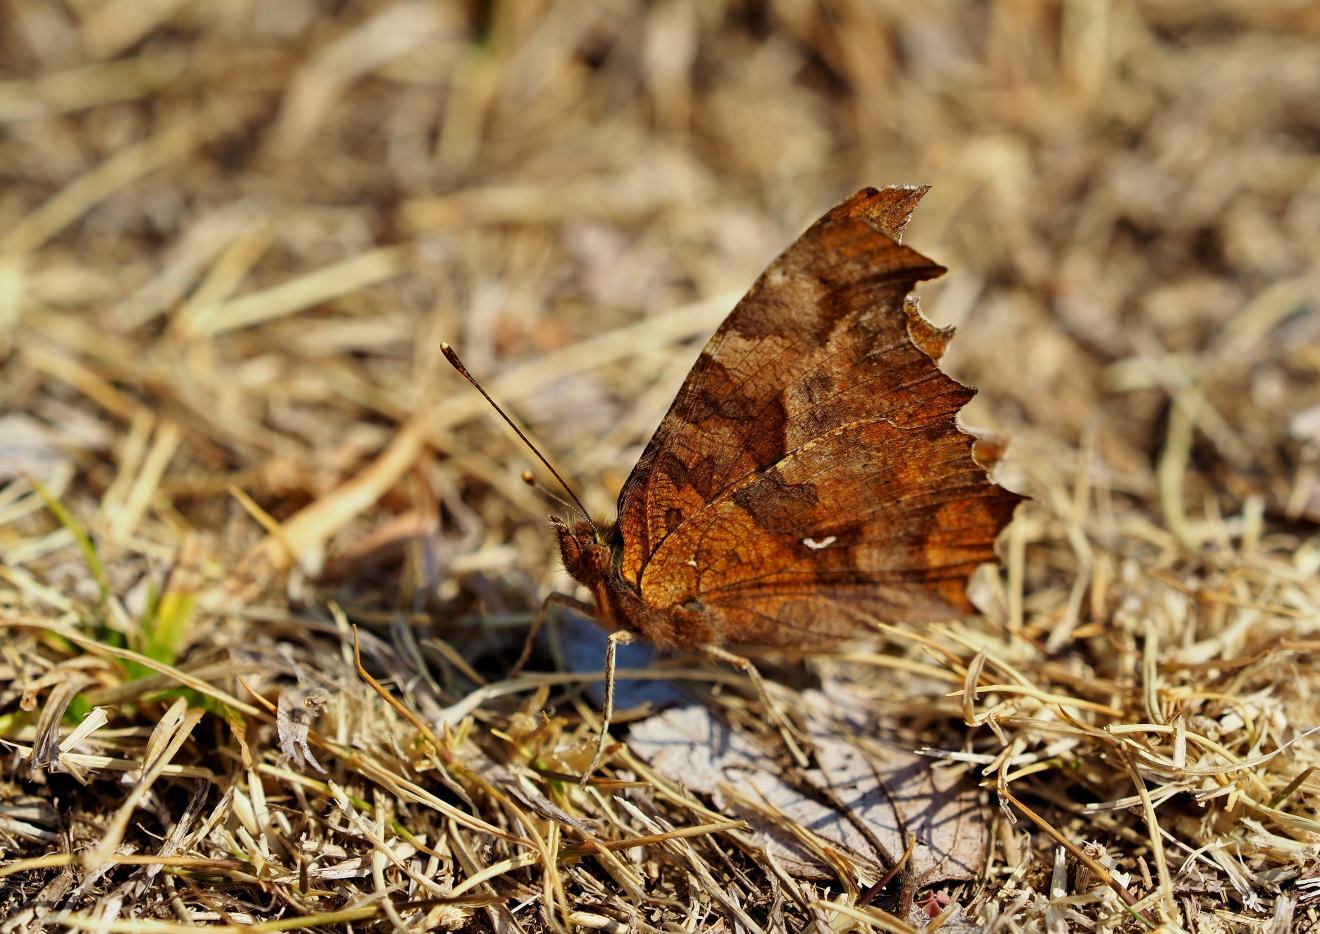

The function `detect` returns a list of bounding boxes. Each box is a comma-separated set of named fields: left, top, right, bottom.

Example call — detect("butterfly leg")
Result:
left=510, top=591, right=593, bottom=676
left=697, top=643, right=810, bottom=769
left=581, top=628, right=635, bottom=784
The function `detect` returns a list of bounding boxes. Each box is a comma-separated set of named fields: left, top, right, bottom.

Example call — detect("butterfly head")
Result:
left=551, top=515, right=614, bottom=588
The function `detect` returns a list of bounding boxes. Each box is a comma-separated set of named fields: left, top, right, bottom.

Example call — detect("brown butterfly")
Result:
left=445, top=186, right=1020, bottom=769
left=555, top=186, right=1017, bottom=643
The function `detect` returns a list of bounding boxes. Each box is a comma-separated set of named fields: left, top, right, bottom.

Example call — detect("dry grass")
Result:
left=2, top=1, right=1319, bottom=930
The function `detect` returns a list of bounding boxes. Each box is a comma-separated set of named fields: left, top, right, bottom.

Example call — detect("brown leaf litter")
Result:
left=2, top=1, right=1319, bottom=931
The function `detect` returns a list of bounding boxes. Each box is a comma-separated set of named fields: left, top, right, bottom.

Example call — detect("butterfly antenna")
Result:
left=441, top=342, right=595, bottom=527
left=520, top=470, right=581, bottom=516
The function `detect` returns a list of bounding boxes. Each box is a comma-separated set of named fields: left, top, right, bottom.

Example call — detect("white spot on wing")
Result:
left=802, top=536, right=836, bottom=550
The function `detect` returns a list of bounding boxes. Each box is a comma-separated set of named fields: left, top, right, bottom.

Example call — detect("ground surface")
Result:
left=1, top=2, right=1319, bottom=931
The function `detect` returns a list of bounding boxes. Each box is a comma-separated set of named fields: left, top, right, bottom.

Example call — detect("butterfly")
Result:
left=548, top=186, right=1020, bottom=649
left=444, top=186, right=1021, bottom=774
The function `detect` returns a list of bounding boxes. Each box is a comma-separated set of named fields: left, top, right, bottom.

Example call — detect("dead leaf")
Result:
left=629, top=688, right=988, bottom=884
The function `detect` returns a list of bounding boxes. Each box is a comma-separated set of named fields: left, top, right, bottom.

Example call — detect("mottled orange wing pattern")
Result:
left=608, top=187, right=1020, bottom=646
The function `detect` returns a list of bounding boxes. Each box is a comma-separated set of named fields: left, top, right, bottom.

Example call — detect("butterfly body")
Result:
left=555, top=187, right=1021, bottom=651
left=554, top=517, right=717, bottom=648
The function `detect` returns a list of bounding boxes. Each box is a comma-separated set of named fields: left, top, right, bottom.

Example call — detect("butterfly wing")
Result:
left=613, top=187, right=1020, bottom=644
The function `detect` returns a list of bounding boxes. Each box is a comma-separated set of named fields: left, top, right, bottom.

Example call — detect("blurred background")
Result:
left=3, top=0, right=1317, bottom=587
left=3, top=0, right=1319, bottom=925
